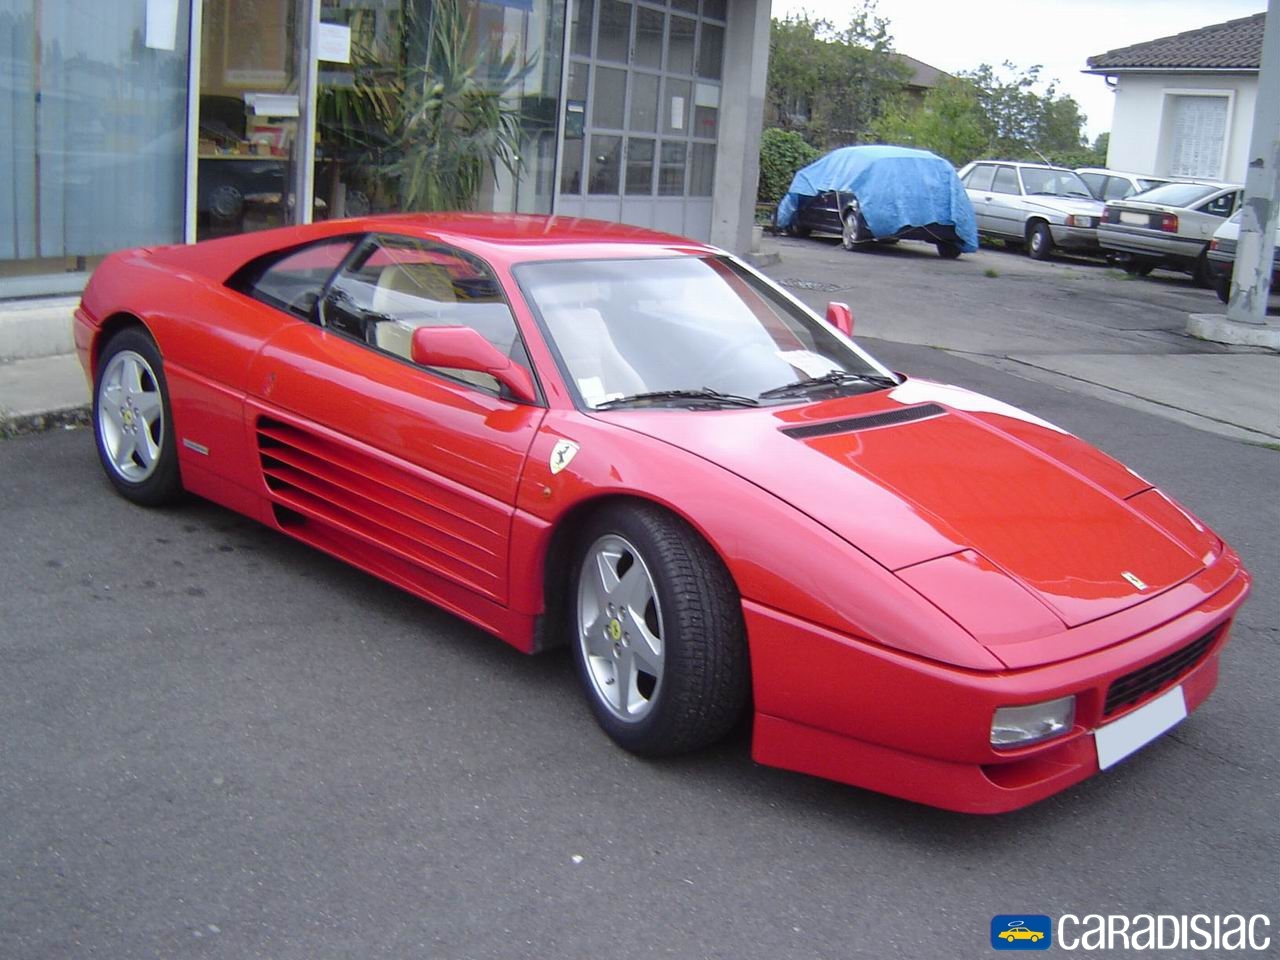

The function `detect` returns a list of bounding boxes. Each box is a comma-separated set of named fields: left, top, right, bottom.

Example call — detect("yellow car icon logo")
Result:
left=1000, top=922, right=1045, bottom=942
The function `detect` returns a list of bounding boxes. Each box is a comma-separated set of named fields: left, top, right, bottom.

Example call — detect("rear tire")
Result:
left=1123, top=258, right=1155, bottom=277
left=1215, top=273, right=1231, bottom=304
left=936, top=242, right=962, bottom=259
left=92, top=326, right=182, bottom=507
left=1192, top=250, right=1214, bottom=288
left=570, top=503, right=749, bottom=756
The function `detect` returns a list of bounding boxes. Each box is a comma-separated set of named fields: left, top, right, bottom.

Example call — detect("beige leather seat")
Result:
left=370, top=262, right=457, bottom=358
left=542, top=306, right=645, bottom=404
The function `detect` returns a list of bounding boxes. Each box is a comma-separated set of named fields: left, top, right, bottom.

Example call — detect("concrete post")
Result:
left=1226, top=0, right=1280, bottom=324
left=709, top=0, right=771, bottom=255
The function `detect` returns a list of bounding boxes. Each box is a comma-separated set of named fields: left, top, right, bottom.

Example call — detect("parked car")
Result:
left=1206, top=210, right=1280, bottom=303
left=1098, top=180, right=1243, bottom=286
left=775, top=145, right=977, bottom=259
left=959, top=161, right=1104, bottom=260
left=1075, top=167, right=1175, bottom=202
left=77, top=214, right=1249, bottom=814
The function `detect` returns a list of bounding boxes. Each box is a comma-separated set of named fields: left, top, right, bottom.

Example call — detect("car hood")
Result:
left=600, top=379, right=1210, bottom=634
left=1021, top=196, right=1103, bottom=218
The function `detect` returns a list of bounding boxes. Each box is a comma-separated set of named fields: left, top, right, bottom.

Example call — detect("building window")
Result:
left=1168, top=95, right=1228, bottom=179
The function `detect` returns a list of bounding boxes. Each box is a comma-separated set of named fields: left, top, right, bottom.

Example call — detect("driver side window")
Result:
left=321, top=234, right=531, bottom=396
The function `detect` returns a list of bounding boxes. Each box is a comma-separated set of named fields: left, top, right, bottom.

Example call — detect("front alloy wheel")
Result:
left=571, top=504, right=749, bottom=756
left=93, top=327, right=182, bottom=506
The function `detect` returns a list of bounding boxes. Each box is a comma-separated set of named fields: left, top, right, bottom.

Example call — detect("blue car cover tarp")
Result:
left=775, top=145, right=978, bottom=252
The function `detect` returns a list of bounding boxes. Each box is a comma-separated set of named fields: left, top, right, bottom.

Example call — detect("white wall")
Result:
left=1106, top=73, right=1259, bottom=182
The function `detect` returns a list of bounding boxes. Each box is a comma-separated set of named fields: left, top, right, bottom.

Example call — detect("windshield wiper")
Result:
left=593, top=387, right=760, bottom=410
left=757, top=370, right=898, bottom=400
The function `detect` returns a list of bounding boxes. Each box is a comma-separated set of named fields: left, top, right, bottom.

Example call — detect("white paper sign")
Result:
left=670, top=96, right=685, bottom=131
left=318, top=23, right=353, bottom=64
left=145, top=0, right=179, bottom=51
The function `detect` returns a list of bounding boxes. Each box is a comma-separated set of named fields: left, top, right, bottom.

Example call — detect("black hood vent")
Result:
left=781, top=403, right=946, bottom=439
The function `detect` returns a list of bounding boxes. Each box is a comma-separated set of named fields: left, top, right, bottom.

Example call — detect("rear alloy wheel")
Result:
left=93, top=326, right=182, bottom=506
left=571, top=504, right=749, bottom=756
left=842, top=202, right=870, bottom=251
left=1027, top=222, right=1054, bottom=261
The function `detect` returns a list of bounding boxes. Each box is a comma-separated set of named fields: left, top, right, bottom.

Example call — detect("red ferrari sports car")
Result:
left=76, top=214, right=1250, bottom=813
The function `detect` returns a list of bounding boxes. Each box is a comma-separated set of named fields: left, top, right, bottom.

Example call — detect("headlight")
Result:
left=991, top=696, right=1076, bottom=748
left=1066, top=215, right=1098, bottom=228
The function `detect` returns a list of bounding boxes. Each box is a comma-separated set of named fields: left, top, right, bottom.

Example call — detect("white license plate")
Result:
left=1119, top=211, right=1149, bottom=226
left=1095, top=685, right=1187, bottom=770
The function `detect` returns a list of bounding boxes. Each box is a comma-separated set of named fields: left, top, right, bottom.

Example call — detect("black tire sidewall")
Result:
left=92, top=326, right=183, bottom=507
left=1028, top=223, right=1052, bottom=260
left=569, top=504, right=747, bottom=756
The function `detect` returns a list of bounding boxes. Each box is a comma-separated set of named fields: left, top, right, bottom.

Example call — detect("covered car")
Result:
left=776, top=145, right=978, bottom=258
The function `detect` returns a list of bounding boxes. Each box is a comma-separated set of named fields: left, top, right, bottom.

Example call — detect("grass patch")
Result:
left=984, top=268, right=999, bottom=279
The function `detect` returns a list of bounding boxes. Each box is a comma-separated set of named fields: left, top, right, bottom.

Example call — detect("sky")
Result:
left=774, top=0, right=1269, bottom=141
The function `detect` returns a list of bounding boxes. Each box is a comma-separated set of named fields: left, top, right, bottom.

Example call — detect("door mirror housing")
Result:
left=410, top=326, right=537, bottom=404
left=826, top=301, right=854, bottom=337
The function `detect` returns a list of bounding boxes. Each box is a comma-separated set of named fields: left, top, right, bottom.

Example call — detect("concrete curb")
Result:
left=0, top=404, right=90, bottom=439
left=1187, top=312, right=1280, bottom=350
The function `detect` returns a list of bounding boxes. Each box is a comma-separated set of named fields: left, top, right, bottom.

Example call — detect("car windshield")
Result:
left=516, top=255, right=897, bottom=409
left=1019, top=168, right=1093, bottom=198
left=1127, top=182, right=1220, bottom=207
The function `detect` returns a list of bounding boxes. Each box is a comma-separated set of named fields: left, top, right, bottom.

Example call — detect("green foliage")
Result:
left=870, top=76, right=988, bottom=165
left=868, top=61, right=1090, bottom=168
left=383, top=0, right=534, bottom=211
left=757, top=128, right=820, bottom=203
left=767, top=2, right=910, bottom=149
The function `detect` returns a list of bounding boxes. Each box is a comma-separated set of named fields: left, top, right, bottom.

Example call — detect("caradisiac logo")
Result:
left=991, top=915, right=1053, bottom=950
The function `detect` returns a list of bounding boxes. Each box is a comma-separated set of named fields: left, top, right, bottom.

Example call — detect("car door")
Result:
left=963, top=163, right=996, bottom=232
left=1188, top=189, right=1242, bottom=242
left=984, top=165, right=1025, bottom=239
left=242, top=232, right=546, bottom=608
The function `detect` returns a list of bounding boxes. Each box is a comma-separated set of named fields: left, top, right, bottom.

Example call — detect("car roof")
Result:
left=1074, top=167, right=1170, bottom=179
left=148, top=214, right=719, bottom=281
left=967, top=160, right=1077, bottom=172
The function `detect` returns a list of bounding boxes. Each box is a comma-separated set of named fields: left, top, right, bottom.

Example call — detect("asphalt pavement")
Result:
left=1, top=237, right=1278, bottom=958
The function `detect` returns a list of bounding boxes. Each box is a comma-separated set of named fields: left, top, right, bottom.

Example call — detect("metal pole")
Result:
left=1226, top=0, right=1280, bottom=323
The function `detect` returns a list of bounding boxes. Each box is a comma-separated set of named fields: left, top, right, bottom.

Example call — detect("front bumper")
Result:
left=745, top=556, right=1250, bottom=814
left=1047, top=224, right=1101, bottom=251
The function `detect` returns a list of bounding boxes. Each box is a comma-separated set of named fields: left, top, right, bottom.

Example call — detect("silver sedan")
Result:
left=1097, top=181, right=1242, bottom=286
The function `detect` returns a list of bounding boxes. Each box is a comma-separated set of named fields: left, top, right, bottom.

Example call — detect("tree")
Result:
left=757, top=128, right=820, bottom=203
left=868, top=61, right=1089, bottom=168
left=767, top=3, right=910, bottom=149
left=870, top=77, right=989, bottom=165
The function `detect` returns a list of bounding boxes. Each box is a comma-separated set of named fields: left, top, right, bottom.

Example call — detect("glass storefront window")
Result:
left=592, top=66, right=627, bottom=129
left=1, top=0, right=192, bottom=295
left=588, top=133, right=622, bottom=194
left=658, top=140, right=685, bottom=195
left=197, top=0, right=304, bottom=240
left=666, top=14, right=695, bottom=75
left=571, top=0, right=595, bottom=56
left=629, top=73, right=659, bottom=133
left=596, top=0, right=631, bottom=64
left=689, top=141, right=715, bottom=197
left=625, top=138, right=654, bottom=195
left=634, top=6, right=663, bottom=70
left=697, top=22, right=723, bottom=79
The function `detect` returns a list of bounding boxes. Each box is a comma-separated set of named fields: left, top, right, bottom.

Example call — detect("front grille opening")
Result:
left=1104, top=626, right=1220, bottom=717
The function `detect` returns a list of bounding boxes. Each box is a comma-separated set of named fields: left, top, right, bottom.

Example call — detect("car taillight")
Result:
left=1102, top=205, right=1113, bottom=222
left=1210, top=238, right=1220, bottom=251
left=1158, top=213, right=1179, bottom=232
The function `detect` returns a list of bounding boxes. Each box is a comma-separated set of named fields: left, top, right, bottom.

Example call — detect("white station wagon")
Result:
left=959, top=161, right=1104, bottom=261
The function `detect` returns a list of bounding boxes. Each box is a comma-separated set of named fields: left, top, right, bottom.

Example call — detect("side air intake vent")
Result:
left=781, top=403, right=946, bottom=439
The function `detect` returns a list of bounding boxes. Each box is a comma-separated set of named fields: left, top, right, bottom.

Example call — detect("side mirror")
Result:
left=826, top=301, right=854, bottom=337
left=410, top=326, right=537, bottom=404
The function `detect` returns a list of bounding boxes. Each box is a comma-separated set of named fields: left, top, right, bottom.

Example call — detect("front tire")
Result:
left=1215, top=273, right=1231, bottom=304
left=571, top=504, right=749, bottom=756
left=1027, top=222, right=1053, bottom=260
left=92, top=326, right=182, bottom=506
